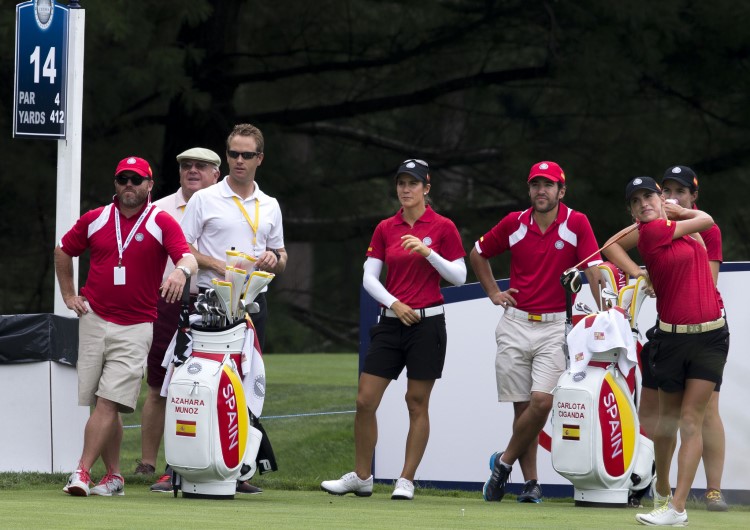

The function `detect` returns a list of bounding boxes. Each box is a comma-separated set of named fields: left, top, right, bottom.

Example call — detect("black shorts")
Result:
left=648, top=324, right=729, bottom=393
left=363, top=313, right=447, bottom=380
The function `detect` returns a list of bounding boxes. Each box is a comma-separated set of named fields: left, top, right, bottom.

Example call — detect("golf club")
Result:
left=572, top=223, right=638, bottom=272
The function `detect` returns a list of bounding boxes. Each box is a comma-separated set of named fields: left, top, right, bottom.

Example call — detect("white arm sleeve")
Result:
left=362, top=257, right=398, bottom=309
left=425, top=250, right=467, bottom=286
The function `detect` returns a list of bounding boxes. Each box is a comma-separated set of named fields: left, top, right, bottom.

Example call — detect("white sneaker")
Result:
left=63, top=469, right=91, bottom=497
left=391, top=478, right=414, bottom=500
left=90, top=473, right=125, bottom=496
left=321, top=472, right=373, bottom=497
left=636, top=503, right=688, bottom=526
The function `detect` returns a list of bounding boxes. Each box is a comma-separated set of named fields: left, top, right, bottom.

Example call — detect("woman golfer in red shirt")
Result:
left=606, top=177, right=728, bottom=527
left=321, top=159, right=466, bottom=500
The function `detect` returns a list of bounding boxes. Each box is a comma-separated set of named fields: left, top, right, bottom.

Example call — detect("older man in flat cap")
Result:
left=135, top=147, right=220, bottom=479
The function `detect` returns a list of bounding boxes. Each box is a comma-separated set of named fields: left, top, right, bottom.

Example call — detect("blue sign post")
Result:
left=13, top=0, right=69, bottom=139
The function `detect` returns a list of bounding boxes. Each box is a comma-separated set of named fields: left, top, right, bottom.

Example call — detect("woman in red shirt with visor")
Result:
left=321, top=159, right=466, bottom=501
left=605, top=176, right=729, bottom=527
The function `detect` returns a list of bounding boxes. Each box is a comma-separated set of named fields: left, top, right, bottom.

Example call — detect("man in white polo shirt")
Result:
left=136, top=148, right=220, bottom=483
left=470, top=161, right=605, bottom=504
left=180, top=124, right=287, bottom=349
left=180, top=124, right=286, bottom=495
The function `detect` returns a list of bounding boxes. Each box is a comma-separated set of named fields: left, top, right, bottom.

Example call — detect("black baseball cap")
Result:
left=396, top=159, right=430, bottom=184
left=625, top=176, right=661, bottom=201
left=662, top=165, right=699, bottom=191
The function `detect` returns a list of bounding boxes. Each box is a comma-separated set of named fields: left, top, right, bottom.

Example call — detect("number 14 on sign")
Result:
left=29, top=45, right=56, bottom=84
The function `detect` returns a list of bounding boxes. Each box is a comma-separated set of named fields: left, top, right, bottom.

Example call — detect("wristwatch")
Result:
left=176, top=265, right=192, bottom=279
left=269, top=249, right=281, bottom=260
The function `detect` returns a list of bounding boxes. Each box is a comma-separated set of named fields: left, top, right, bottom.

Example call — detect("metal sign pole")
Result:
left=54, top=1, right=85, bottom=316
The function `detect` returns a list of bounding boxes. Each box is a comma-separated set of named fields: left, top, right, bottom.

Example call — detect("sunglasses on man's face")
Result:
left=115, top=174, right=150, bottom=186
left=227, top=150, right=262, bottom=160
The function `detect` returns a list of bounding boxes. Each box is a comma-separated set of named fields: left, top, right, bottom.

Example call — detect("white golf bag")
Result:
left=551, top=307, right=654, bottom=506
left=165, top=322, right=262, bottom=498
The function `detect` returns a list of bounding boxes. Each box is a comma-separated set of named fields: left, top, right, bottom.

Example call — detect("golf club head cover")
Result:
left=560, top=267, right=582, bottom=293
left=243, top=271, right=275, bottom=304
left=629, top=276, right=650, bottom=325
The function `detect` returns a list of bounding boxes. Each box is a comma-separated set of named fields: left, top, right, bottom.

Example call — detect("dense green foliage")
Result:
left=2, top=1, right=749, bottom=351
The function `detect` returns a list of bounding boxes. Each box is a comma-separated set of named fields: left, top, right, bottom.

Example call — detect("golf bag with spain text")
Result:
left=164, top=321, right=263, bottom=498
left=551, top=305, right=654, bottom=507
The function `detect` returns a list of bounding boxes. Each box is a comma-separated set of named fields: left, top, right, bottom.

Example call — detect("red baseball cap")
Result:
left=115, top=156, right=153, bottom=179
left=527, top=161, right=565, bottom=184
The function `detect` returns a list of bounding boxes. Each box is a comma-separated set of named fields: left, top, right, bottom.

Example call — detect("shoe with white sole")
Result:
left=635, top=503, right=688, bottom=526
left=391, top=478, right=414, bottom=500
left=90, top=473, right=125, bottom=496
left=63, top=469, right=91, bottom=497
left=321, top=472, right=373, bottom=497
left=483, top=451, right=511, bottom=502
left=150, top=473, right=173, bottom=493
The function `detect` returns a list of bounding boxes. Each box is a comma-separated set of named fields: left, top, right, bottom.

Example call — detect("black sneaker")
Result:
left=517, top=479, right=542, bottom=503
left=483, top=451, right=511, bottom=502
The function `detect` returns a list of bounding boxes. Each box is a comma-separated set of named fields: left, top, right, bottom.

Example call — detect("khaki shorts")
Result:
left=494, top=311, right=566, bottom=402
left=77, top=310, right=153, bottom=413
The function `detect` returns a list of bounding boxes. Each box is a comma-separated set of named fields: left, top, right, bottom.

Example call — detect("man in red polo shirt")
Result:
left=470, top=161, right=605, bottom=503
left=54, top=156, right=197, bottom=498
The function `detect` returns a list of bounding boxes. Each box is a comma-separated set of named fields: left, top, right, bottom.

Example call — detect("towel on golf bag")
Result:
left=566, top=306, right=637, bottom=375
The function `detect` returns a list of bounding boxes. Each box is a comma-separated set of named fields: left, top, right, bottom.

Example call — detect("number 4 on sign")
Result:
left=55, top=93, right=59, bottom=105
left=29, top=46, right=56, bottom=84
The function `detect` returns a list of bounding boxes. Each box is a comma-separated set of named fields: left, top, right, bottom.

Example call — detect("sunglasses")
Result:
left=179, top=161, right=211, bottom=171
left=115, top=175, right=150, bottom=186
left=402, top=159, right=428, bottom=167
left=227, top=150, right=262, bottom=160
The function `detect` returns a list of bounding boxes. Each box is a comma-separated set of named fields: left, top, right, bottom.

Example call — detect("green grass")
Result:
left=0, top=487, right=748, bottom=529
left=1, top=354, right=748, bottom=528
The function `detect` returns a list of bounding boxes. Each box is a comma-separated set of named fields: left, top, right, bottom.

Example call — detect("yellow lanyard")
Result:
left=232, top=196, right=260, bottom=245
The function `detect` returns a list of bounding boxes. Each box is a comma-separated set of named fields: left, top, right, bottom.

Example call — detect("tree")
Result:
left=1, top=0, right=749, bottom=351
